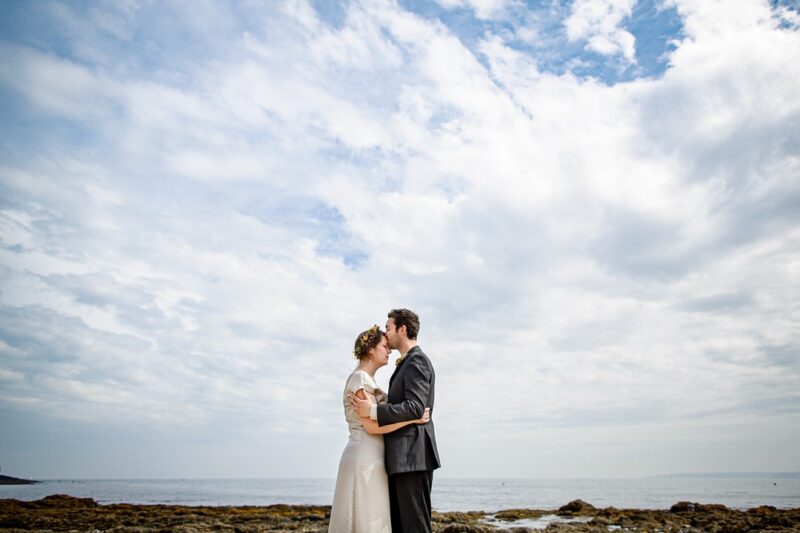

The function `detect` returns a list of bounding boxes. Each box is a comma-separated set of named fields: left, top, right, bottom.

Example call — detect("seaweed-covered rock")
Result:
left=433, top=510, right=488, bottom=524
left=438, top=525, right=496, bottom=533
left=670, top=501, right=698, bottom=512
left=748, top=505, right=778, bottom=514
left=670, top=501, right=729, bottom=513
left=32, top=494, right=99, bottom=508
left=558, top=499, right=596, bottom=515
left=494, top=508, right=546, bottom=520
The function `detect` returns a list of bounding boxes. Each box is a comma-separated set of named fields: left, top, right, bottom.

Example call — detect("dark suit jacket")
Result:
left=377, top=346, right=441, bottom=475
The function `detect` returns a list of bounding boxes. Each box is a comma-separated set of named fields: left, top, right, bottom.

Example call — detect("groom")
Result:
left=352, top=308, right=440, bottom=533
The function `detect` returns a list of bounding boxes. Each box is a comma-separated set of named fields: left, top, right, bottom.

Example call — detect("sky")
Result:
left=0, top=0, right=798, bottom=481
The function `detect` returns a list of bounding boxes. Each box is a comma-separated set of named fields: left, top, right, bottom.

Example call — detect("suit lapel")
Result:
left=389, top=346, right=420, bottom=388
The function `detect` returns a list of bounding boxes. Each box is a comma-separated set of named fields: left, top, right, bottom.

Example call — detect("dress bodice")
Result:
left=343, top=370, right=387, bottom=435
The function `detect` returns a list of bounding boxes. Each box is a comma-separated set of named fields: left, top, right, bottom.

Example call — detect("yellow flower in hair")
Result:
left=353, top=325, right=380, bottom=359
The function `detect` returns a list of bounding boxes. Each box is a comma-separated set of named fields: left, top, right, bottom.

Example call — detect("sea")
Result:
left=2, top=477, right=799, bottom=511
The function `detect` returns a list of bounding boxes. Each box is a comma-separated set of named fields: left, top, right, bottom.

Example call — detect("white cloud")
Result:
left=0, top=44, right=114, bottom=120
left=565, top=0, right=638, bottom=62
left=307, top=4, right=404, bottom=68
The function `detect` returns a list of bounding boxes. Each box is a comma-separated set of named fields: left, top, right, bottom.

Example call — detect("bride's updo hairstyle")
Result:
left=353, top=325, right=384, bottom=361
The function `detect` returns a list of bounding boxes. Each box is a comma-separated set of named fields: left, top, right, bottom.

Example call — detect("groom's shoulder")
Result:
left=410, top=347, right=434, bottom=368
left=408, top=345, right=427, bottom=358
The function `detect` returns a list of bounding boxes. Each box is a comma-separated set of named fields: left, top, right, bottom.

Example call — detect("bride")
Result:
left=328, top=325, right=430, bottom=533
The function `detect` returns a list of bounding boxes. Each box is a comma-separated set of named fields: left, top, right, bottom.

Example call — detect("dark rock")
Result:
left=37, top=494, right=99, bottom=507
left=495, top=508, right=546, bottom=520
left=558, top=499, right=596, bottom=515
left=670, top=501, right=730, bottom=513
left=670, top=501, right=696, bottom=512
left=439, top=526, right=495, bottom=533
left=701, top=503, right=729, bottom=512
left=433, top=510, right=487, bottom=524
left=748, top=505, right=778, bottom=514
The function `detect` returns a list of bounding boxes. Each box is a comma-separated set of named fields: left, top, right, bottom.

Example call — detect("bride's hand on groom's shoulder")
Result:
left=415, top=408, right=430, bottom=424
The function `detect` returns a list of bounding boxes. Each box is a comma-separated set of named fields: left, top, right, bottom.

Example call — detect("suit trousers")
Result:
left=388, top=470, right=433, bottom=533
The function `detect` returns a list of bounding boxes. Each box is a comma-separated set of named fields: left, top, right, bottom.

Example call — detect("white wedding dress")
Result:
left=328, top=370, right=391, bottom=533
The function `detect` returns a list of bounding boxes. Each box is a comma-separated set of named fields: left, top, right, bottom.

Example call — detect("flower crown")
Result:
left=354, top=324, right=380, bottom=359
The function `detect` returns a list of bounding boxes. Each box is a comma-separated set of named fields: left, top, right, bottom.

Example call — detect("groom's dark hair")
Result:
left=388, top=308, right=420, bottom=340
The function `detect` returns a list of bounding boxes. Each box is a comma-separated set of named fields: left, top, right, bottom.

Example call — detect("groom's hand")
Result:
left=351, top=395, right=372, bottom=418
left=415, top=407, right=430, bottom=424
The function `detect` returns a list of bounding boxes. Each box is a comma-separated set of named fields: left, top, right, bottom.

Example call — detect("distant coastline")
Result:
left=0, top=474, right=38, bottom=485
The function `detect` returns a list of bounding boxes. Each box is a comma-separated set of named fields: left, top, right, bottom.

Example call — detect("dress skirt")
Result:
left=328, top=428, right=391, bottom=533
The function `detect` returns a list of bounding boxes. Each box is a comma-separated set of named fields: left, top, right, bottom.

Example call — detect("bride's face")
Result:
left=369, top=335, right=391, bottom=367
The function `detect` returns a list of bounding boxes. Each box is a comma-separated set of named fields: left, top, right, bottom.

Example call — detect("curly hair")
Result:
left=388, top=308, right=420, bottom=340
left=353, top=325, right=385, bottom=361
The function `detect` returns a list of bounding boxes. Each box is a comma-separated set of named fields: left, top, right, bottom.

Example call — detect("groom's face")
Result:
left=385, top=318, right=400, bottom=350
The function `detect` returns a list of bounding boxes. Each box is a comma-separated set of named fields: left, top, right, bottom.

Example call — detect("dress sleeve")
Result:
left=346, top=371, right=376, bottom=396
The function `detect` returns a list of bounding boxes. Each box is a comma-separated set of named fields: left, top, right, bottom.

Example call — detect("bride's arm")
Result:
left=355, top=389, right=429, bottom=435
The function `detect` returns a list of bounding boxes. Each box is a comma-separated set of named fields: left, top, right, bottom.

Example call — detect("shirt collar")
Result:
left=395, top=346, right=420, bottom=366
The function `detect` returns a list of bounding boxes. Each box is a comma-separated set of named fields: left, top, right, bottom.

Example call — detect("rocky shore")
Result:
left=1, top=495, right=799, bottom=532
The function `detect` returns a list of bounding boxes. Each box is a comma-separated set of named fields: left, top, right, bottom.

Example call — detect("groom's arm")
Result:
left=376, top=356, right=432, bottom=426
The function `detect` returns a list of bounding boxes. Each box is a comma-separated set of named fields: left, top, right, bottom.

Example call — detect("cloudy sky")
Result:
left=0, top=0, right=798, bottom=481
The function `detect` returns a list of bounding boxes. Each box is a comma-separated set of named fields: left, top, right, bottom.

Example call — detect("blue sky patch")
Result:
left=247, top=197, right=369, bottom=269
left=396, top=0, right=685, bottom=85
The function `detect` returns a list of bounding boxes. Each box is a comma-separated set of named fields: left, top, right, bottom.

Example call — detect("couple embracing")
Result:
left=328, top=308, right=441, bottom=533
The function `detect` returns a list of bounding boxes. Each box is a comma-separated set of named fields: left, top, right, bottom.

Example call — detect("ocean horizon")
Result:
left=2, top=476, right=798, bottom=511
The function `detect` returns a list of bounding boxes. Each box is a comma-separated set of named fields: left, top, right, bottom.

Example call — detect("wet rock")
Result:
left=32, top=494, right=99, bottom=508
left=670, top=501, right=698, bottom=513
left=558, top=499, right=597, bottom=515
left=669, top=501, right=729, bottom=514
left=747, top=504, right=777, bottom=514
left=438, top=525, right=496, bottom=533
left=495, top=508, right=546, bottom=520
left=434, top=510, right=488, bottom=524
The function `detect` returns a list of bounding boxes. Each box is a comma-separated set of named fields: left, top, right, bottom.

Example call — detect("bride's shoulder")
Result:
left=347, top=369, right=376, bottom=389
left=348, top=369, right=368, bottom=380
left=353, top=369, right=375, bottom=381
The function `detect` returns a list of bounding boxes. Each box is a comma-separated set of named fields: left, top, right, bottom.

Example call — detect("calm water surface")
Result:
left=1, top=478, right=798, bottom=511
